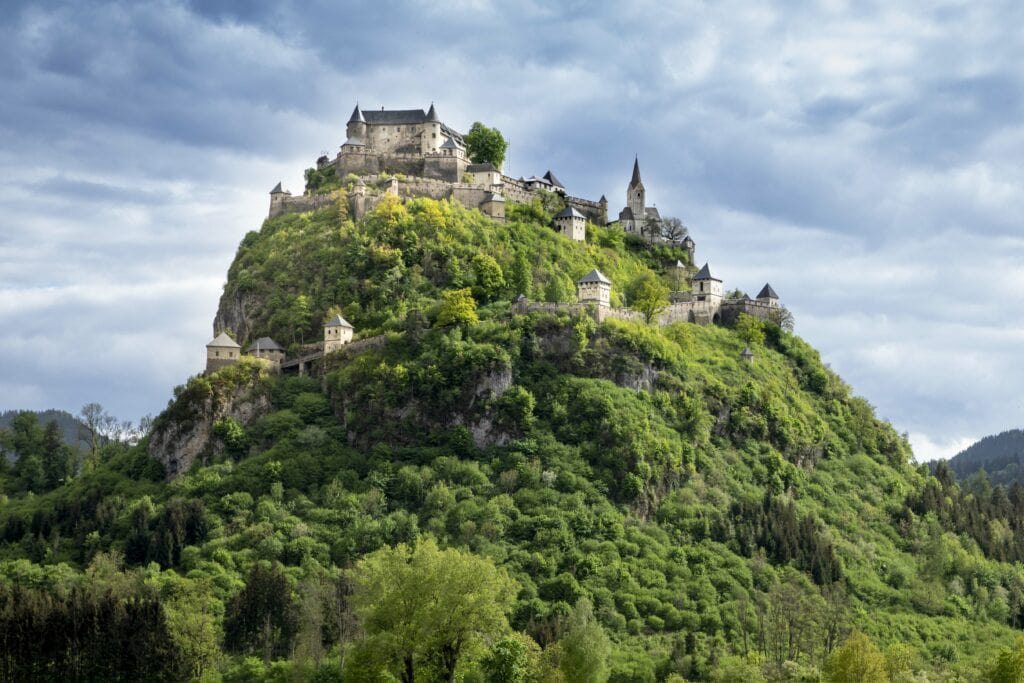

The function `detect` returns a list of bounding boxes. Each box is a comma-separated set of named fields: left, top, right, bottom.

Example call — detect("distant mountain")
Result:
left=0, top=409, right=92, bottom=451
left=942, top=428, right=1024, bottom=486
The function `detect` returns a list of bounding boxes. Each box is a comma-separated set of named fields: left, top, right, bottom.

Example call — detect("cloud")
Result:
left=2, top=0, right=1023, bottom=458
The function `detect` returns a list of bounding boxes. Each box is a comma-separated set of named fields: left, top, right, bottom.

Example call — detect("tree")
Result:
left=464, top=122, right=508, bottom=169
left=348, top=537, right=518, bottom=682
left=824, top=632, right=888, bottom=683
left=436, top=288, right=479, bottom=328
left=735, top=313, right=766, bottom=346
left=627, top=272, right=670, bottom=323
left=510, top=251, right=532, bottom=299
left=988, top=637, right=1024, bottom=683
left=661, top=216, right=688, bottom=244
left=558, top=598, right=610, bottom=683
left=41, top=420, right=71, bottom=489
left=471, top=253, right=506, bottom=302
left=770, top=306, right=795, bottom=332
left=643, top=215, right=662, bottom=243
left=224, top=562, right=298, bottom=663
left=481, top=632, right=542, bottom=683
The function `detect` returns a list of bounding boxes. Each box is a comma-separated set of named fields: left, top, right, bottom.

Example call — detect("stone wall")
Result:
left=500, top=175, right=535, bottom=203
left=564, top=195, right=608, bottom=224
left=270, top=191, right=344, bottom=219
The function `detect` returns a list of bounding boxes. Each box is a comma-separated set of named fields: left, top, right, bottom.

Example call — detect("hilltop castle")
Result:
left=207, top=101, right=787, bottom=375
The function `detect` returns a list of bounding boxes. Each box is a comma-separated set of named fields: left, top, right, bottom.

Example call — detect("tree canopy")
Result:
left=464, top=122, right=508, bottom=169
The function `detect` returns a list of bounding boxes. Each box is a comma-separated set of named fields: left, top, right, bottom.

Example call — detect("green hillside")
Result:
left=2, top=190, right=1024, bottom=681
left=939, top=429, right=1024, bottom=488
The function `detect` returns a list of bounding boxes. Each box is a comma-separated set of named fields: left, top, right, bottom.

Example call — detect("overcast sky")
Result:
left=1, top=0, right=1022, bottom=460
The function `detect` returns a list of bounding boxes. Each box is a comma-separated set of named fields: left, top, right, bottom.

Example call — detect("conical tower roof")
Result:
left=426, top=103, right=440, bottom=122
left=629, top=156, right=643, bottom=188
left=757, top=283, right=779, bottom=299
left=691, top=262, right=721, bottom=281
left=207, top=332, right=240, bottom=348
left=348, top=103, right=365, bottom=124
left=578, top=268, right=611, bottom=285
left=325, top=313, right=354, bottom=329
left=270, top=181, right=283, bottom=194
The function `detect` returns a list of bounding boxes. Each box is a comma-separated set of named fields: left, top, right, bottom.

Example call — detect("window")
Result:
left=215, top=351, right=220, bottom=357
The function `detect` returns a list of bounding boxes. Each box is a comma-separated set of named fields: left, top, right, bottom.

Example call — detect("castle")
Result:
left=206, top=102, right=786, bottom=374
left=269, top=103, right=608, bottom=227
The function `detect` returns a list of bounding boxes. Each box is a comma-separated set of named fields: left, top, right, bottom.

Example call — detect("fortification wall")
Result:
left=719, top=300, right=774, bottom=325
left=271, top=191, right=344, bottom=219
left=500, top=176, right=535, bottom=204
left=564, top=196, right=607, bottom=224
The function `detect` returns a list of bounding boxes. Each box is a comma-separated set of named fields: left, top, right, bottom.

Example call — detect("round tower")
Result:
left=422, top=103, right=442, bottom=154
left=346, top=103, right=367, bottom=142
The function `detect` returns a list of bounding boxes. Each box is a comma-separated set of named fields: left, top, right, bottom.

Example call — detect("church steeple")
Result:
left=629, top=155, right=643, bottom=189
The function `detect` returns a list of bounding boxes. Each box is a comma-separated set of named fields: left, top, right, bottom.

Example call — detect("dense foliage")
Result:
left=940, top=429, right=1024, bottom=487
left=1, top=197, right=1022, bottom=681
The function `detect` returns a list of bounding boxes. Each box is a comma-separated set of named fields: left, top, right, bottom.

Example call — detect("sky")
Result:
left=1, top=0, right=1022, bottom=461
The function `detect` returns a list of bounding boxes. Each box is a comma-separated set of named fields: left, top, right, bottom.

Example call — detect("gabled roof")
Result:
left=578, top=268, right=611, bottom=285
left=440, top=136, right=463, bottom=149
left=483, top=191, right=505, bottom=202
left=363, top=108, right=429, bottom=125
left=543, top=170, right=565, bottom=189
left=207, top=332, right=240, bottom=348
left=325, top=313, right=354, bottom=328
left=619, top=206, right=634, bottom=220
left=466, top=162, right=498, bottom=173
left=645, top=206, right=661, bottom=219
left=741, top=346, right=754, bottom=359
left=555, top=206, right=586, bottom=219
left=270, top=182, right=284, bottom=194
left=247, top=337, right=283, bottom=352
left=629, top=156, right=643, bottom=188
left=522, top=175, right=550, bottom=185
left=426, top=103, right=440, bottom=122
left=757, top=283, right=779, bottom=299
left=691, top=262, right=721, bottom=281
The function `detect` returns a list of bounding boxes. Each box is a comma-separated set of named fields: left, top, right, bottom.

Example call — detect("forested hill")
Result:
left=0, top=409, right=91, bottom=451
left=3, top=187, right=1024, bottom=681
left=940, top=428, right=1024, bottom=487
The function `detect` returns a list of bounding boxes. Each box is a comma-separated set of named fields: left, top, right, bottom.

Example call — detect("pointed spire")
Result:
left=426, top=102, right=440, bottom=122
left=270, top=181, right=283, bottom=194
left=348, top=103, right=365, bottom=124
left=629, top=155, right=643, bottom=188
left=692, top=262, right=720, bottom=281
left=757, top=283, right=779, bottom=300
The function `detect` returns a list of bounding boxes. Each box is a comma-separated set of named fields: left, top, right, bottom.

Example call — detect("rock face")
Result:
left=148, top=384, right=271, bottom=479
left=213, top=288, right=260, bottom=342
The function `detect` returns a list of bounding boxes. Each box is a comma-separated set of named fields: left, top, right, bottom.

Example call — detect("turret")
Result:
left=422, top=103, right=443, bottom=153
left=205, top=332, right=241, bottom=374
left=682, top=235, right=696, bottom=264
left=756, top=283, right=779, bottom=307
left=346, top=103, right=367, bottom=142
left=577, top=269, right=612, bottom=307
left=690, top=262, right=723, bottom=303
left=269, top=182, right=291, bottom=218
left=554, top=206, right=586, bottom=242
left=324, top=313, right=355, bottom=354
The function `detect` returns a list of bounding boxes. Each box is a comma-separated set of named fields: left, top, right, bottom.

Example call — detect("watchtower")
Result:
left=577, top=269, right=612, bottom=307
left=206, top=332, right=241, bottom=374
left=554, top=206, right=586, bottom=242
left=324, top=313, right=355, bottom=354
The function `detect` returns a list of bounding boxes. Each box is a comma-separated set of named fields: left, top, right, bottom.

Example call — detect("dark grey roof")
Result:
left=599, top=194, right=607, bottom=203
left=348, top=104, right=365, bottom=124
left=692, top=262, right=720, bottom=281
left=247, top=337, right=283, bottom=352
left=342, top=136, right=366, bottom=147
left=325, top=313, right=354, bottom=328
left=682, top=235, right=695, bottom=244
left=741, top=346, right=754, bottom=358
left=578, top=268, right=611, bottom=285
left=645, top=207, right=661, bottom=219
left=757, top=283, right=779, bottom=299
left=543, top=170, right=565, bottom=188
left=426, top=103, right=440, bottom=122
left=207, top=332, right=240, bottom=348
left=363, top=108, right=429, bottom=125
left=440, top=136, right=463, bottom=149
left=619, top=206, right=634, bottom=220
left=629, top=156, right=643, bottom=188
left=466, top=162, right=498, bottom=173
left=522, top=175, right=550, bottom=185
left=270, top=182, right=283, bottom=194
left=555, top=206, right=585, bottom=219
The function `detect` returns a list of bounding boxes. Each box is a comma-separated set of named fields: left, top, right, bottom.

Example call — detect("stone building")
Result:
left=205, top=332, right=241, bottom=374
left=577, top=269, right=612, bottom=306
left=618, top=157, right=661, bottom=236
left=324, top=313, right=354, bottom=354
left=247, top=337, right=285, bottom=366
left=554, top=206, right=587, bottom=242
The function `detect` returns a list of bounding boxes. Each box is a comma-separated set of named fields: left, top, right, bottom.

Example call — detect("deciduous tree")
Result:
left=464, top=122, right=508, bottom=169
